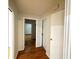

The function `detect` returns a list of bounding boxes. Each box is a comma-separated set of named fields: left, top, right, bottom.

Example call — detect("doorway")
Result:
left=24, top=19, right=36, bottom=51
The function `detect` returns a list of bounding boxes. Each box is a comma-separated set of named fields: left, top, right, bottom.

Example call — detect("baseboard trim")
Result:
left=46, top=52, right=50, bottom=59
left=16, top=50, right=25, bottom=59
left=42, top=46, right=49, bottom=58
left=42, top=46, right=46, bottom=52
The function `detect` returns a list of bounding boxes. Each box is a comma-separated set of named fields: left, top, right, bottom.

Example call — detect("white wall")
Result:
left=43, top=16, right=50, bottom=58
left=13, top=15, right=24, bottom=59
left=36, top=19, right=42, bottom=47
left=14, top=13, right=19, bottom=59
left=17, top=16, right=24, bottom=51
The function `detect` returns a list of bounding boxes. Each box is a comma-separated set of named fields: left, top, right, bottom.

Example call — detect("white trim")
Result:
left=23, top=17, right=38, bottom=49
left=23, top=18, right=25, bottom=50
left=23, top=17, right=38, bottom=20
left=12, top=12, right=14, bottom=59
left=46, top=52, right=50, bottom=58
left=63, top=0, right=71, bottom=59
left=8, top=9, right=14, bottom=59
left=36, top=19, right=43, bottom=47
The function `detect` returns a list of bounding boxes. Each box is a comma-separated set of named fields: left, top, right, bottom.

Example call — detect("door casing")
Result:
left=23, top=17, right=43, bottom=49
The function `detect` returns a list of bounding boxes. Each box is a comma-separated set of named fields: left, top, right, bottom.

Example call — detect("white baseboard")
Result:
left=46, top=52, right=50, bottom=59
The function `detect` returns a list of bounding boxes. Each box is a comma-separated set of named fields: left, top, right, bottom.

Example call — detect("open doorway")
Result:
left=24, top=19, right=36, bottom=51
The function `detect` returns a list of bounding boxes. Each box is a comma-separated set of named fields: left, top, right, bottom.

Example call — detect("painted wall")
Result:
left=14, top=13, right=19, bottom=59
left=36, top=19, right=42, bottom=47
left=9, top=1, right=21, bottom=59
left=12, top=14, right=25, bottom=57
left=17, top=16, right=24, bottom=51
left=43, top=16, right=50, bottom=58
left=9, top=1, right=28, bottom=52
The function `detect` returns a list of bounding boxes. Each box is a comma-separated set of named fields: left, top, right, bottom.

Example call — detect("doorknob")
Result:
left=50, top=39, right=53, bottom=40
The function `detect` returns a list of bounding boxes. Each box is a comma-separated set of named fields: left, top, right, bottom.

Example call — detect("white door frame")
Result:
left=23, top=17, right=37, bottom=49
left=8, top=8, right=14, bottom=59
left=63, top=0, right=71, bottom=59
left=23, top=17, right=42, bottom=49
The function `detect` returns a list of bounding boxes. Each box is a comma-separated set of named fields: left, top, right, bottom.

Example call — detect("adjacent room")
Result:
left=24, top=19, right=36, bottom=51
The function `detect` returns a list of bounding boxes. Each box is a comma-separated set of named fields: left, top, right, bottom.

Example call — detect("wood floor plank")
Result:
left=16, top=39, right=49, bottom=59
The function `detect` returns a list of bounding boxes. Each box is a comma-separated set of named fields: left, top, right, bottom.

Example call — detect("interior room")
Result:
left=24, top=19, right=36, bottom=51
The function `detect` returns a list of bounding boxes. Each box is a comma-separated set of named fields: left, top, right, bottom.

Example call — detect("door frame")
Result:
left=8, top=8, right=14, bottom=59
left=23, top=17, right=37, bottom=49
left=63, top=0, right=71, bottom=59
left=23, top=17, right=43, bottom=49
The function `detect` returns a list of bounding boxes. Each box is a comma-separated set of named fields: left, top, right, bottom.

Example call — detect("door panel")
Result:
left=50, top=10, right=64, bottom=59
left=50, top=26, right=64, bottom=59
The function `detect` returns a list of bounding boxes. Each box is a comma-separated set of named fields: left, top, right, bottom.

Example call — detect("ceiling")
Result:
left=9, top=0, right=65, bottom=16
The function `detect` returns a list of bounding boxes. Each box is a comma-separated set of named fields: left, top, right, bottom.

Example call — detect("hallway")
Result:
left=17, top=39, right=49, bottom=59
left=9, top=0, right=65, bottom=59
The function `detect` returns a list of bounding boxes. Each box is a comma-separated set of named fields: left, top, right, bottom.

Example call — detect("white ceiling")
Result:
left=10, top=0, right=65, bottom=16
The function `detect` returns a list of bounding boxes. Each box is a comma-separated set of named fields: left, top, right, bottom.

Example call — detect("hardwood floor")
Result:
left=16, top=39, right=49, bottom=59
